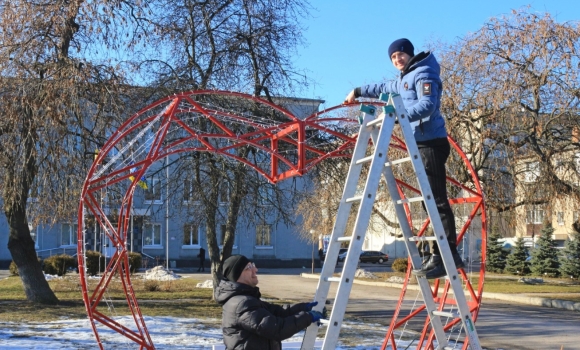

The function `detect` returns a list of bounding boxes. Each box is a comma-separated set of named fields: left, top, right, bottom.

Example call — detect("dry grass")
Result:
left=0, top=275, right=222, bottom=322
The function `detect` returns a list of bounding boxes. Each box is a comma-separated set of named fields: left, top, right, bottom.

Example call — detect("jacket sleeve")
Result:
left=263, top=301, right=310, bottom=317
left=236, top=298, right=313, bottom=341
left=359, top=80, right=398, bottom=98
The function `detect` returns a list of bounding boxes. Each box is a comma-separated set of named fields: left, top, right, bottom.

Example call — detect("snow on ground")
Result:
left=0, top=268, right=460, bottom=349
left=0, top=315, right=425, bottom=349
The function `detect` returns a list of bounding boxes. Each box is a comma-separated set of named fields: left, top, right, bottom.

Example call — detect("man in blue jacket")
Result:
left=344, top=38, right=464, bottom=279
left=216, top=255, right=323, bottom=349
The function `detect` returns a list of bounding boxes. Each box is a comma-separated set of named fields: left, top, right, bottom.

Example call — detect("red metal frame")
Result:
left=77, top=90, right=485, bottom=349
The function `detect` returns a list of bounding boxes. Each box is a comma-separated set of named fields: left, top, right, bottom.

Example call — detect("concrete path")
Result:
left=241, top=268, right=580, bottom=350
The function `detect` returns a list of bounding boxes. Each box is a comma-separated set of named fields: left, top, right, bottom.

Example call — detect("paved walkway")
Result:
left=177, top=267, right=580, bottom=312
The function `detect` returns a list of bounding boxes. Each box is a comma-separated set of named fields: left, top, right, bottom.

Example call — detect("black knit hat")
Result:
left=388, top=38, right=414, bottom=58
left=223, top=255, right=250, bottom=282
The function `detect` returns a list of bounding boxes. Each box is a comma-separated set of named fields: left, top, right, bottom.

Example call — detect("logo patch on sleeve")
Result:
left=423, top=82, right=432, bottom=96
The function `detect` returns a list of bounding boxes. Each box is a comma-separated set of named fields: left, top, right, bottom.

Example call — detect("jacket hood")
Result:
left=401, top=51, right=440, bottom=78
left=216, top=279, right=261, bottom=305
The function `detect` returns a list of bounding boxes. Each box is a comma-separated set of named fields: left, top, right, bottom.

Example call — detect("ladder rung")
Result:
left=366, top=116, right=384, bottom=127
left=396, top=196, right=423, bottom=204
left=384, top=157, right=411, bottom=167
left=355, top=155, right=373, bottom=165
left=325, top=277, right=341, bottom=283
left=318, top=319, right=330, bottom=326
left=345, top=195, right=363, bottom=203
left=408, top=236, right=437, bottom=242
left=336, top=236, right=352, bottom=242
left=432, top=310, right=459, bottom=318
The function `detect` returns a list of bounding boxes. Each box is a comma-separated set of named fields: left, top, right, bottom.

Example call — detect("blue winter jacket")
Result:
left=359, top=51, right=447, bottom=143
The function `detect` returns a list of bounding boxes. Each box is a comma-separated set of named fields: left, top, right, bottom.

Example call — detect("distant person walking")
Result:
left=197, top=247, right=206, bottom=272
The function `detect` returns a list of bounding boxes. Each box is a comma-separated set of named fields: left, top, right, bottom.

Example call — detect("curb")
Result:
left=300, top=273, right=580, bottom=312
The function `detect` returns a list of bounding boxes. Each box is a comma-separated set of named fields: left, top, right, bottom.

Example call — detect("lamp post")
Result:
left=310, top=229, right=315, bottom=274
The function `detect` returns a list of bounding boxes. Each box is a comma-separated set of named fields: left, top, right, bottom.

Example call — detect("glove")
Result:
left=305, top=301, right=318, bottom=311
left=308, top=310, right=323, bottom=323
left=321, top=306, right=328, bottom=318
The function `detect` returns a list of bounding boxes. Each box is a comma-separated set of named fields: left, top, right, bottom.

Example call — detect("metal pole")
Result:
left=310, top=230, right=315, bottom=274
left=165, top=155, right=169, bottom=270
left=130, top=204, right=134, bottom=253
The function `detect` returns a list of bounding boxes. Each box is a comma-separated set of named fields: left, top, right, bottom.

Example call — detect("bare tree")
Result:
left=437, top=8, right=580, bottom=229
left=0, top=1, right=148, bottom=304
left=135, top=0, right=313, bottom=290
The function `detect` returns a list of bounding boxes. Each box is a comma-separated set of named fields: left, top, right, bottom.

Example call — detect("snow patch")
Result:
left=144, top=266, right=181, bottom=281
left=196, top=280, right=214, bottom=288
left=354, top=269, right=378, bottom=279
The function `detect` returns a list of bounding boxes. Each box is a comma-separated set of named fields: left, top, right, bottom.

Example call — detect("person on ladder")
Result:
left=344, top=38, right=464, bottom=279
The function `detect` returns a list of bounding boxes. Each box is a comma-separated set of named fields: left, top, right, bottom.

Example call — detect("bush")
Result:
left=84, top=250, right=105, bottom=276
left=43, top=254, right=76, bottom=276
left=9, top=261, right=18, bottom=276
left=128, top=252, right=142, bottom=274
left=144, top=280, right=160, bottom=291
left=392, top=258, right=409, bottom=273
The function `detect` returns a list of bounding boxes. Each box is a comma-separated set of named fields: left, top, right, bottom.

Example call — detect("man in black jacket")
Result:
left=216, top=255, right=323, bottom=350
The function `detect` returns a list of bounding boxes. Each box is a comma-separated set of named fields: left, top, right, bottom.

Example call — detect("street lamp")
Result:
left=310, top=229, right=315, bottom=274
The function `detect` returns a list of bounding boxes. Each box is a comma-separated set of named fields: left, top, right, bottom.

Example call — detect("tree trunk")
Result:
left=6, top=202, right=59, bottom=305
left=4, top=115, right=59, bottom=305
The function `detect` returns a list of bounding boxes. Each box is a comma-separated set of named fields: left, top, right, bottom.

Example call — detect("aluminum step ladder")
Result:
left=300, top=93, right=482, bottom=350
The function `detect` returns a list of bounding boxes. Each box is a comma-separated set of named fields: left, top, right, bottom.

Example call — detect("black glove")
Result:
left=305, top=301, right=318, bottom=311
left=308, top=310, right=323, bottom=323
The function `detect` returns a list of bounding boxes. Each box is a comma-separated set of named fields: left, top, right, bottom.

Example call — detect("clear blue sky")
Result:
left=294, top=0, right=579, bottom=107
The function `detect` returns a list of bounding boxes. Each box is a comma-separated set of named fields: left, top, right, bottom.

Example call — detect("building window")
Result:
left=143, top=223, right=162, bottom=247
left=144, top=178, right=162, bottom=203
left=183, top=179, right=192, bottom=202
left=557, top=212, right=564, bottom=226
left=183, top=178, right=200, bottom=203
left=219, top=182, right=229, bottom=204
left=258, top=184, right=273, bottom=206
left=256, top=224, right=272, bottom=246
left=525, top=207, right=544, bottom=224
left=523, top=161, right=540, bottom=183
left=61, top=223, right=78, bottom=246
left=183, top=224, right=200, bottom=246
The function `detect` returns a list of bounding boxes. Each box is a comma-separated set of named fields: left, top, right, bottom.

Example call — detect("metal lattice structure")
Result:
left=77, top=90, right=485, bottom=349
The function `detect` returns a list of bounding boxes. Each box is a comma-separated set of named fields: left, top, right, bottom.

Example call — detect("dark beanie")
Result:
left=388, top=38, right=414, bottom=58
left=223, top=254, right=250, bottom=282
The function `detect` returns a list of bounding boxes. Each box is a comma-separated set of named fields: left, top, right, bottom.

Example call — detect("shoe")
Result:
left=413, top=252, right=465, bottom=279
left=413, top=254, right=441, bottom=276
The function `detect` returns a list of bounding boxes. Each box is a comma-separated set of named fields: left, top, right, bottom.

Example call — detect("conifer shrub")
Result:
left=9, top=261, right=19, bottom=276
left=43, top=254, right=76, bottom=276
left=529, top=221, right=560, bottom=277
left=128, top=252, right=142, bottom=274
left=486, top=231, right=509, bottom=273
left=559, top=223, right=580, bottom=279
left=391, top=258, right=409, bottom=273
left=84, top=250, right=105, bottom=276
left=504, top=237, right=530, bottom=275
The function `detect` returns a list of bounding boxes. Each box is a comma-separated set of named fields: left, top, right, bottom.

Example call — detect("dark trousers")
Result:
left=418, top=138, right=457, bottom=255
left=198, top=259, right=205, bottom=272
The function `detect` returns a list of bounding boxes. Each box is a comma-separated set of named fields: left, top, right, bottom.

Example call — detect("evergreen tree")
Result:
left=486, top=230, right=509, bottom=273
left=529, top=221, right=560, bottom=277
left=559, top=224, right=580, bottom=279
left=504, top=236, right=530, bottom=275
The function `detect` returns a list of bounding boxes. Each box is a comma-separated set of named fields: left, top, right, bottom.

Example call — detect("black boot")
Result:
left=413, top=252, right=465, bottom=279
left=413, top=254, right=441, bottom=276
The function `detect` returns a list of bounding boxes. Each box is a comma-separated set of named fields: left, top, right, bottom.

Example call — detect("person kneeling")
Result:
left=216, top=255, right=323, bottom=350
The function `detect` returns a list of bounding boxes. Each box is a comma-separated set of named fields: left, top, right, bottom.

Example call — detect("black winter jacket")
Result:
left=216, top=280, right=313, bottom=350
